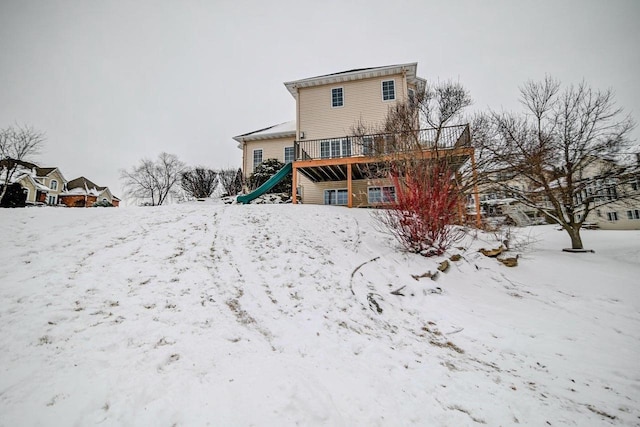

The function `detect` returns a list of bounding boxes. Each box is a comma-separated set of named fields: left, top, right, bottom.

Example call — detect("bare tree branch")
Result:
left=0, top=124, right=46, bottom=205
left=120, top=152, right=185, bottom=206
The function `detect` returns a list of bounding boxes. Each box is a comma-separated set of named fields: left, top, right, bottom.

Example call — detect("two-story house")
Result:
left=0, top=160, right=66, bottom=205
left=233, top=63, right=476, bottom=213
left=58, top=176, right=121, bottom=207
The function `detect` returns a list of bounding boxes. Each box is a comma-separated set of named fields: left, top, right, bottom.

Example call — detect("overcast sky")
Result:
left=1, top=0, right=639, bottom=201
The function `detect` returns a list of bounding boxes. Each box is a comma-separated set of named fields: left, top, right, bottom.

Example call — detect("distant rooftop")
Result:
left=233, top=120, right=296, bottom=143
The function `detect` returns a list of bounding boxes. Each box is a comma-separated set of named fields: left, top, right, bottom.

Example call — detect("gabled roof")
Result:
left=233, top=120, right=296, bottom=143
left=66, top=176, right=105, bottom=191
left=14, top=173, right=51, bottom=192
left=284, top=62, right=426, bottom=99
left=62, top=176, right=119, bottom=199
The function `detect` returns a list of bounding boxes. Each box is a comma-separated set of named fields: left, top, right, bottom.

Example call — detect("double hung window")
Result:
left=332, top=88, right=343, bottom=107
left=324, top=189, right=348, bottom=205
left=368, top=186, right=396, bottom=204
left=382, top=80, right=395, bottom=101
left=253, top=149, right=263, bottom=170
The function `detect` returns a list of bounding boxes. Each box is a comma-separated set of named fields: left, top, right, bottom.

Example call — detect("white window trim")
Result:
left=382, top=79, right=396, bottom=102
left=50, top=179, right=58, bottom=191
left=320, top=138, right=351, bottom=159
left=368, top=185, right=396, bottom=204
left=284, top=146, right=294, bottom=164
left=252, top=148, right=263, bottom=171
left=324, top=188, right=348, bottom=206
left=331, top=87, right=344, bottom=108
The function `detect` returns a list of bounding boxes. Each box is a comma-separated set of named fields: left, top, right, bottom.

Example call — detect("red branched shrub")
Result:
left=375, top=160, right=463, bottom=256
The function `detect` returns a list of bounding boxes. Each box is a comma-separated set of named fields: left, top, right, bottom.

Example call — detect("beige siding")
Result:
left=243, top=136, right=295, bottom=177
left=298, top=73, right=408, bottom=140
left=587, top=201, right=640, bottom=230
left=16, top=176, right=37, bottom=203
left=298, top=174, right=395, bottom=207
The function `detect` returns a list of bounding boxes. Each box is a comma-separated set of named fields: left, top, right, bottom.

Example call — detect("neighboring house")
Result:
left=471, top=156, right=640, bottom=230
left=578, top=168, right=640, bottom=231
left=34, top=167, right=67, bottom=205
left=13, top=173, right=50, bottom=204
left=0, top=159, right=59, bottom=205
left=59, top=176, right=120, bottom=207
left=234, top=63, right=474, bottom=209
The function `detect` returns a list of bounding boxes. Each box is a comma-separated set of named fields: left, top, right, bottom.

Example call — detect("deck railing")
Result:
left=294, top=124, right=470, bottom=161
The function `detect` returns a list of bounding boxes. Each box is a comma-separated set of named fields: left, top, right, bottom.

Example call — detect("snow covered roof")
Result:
left=10, top=173, right=52, bottom=192
left=66, top=176, right=105, bottom=192
left=233, top=120, right=296, bottom=143
left=59, top=187, right=101, bottom=197
left=62, top=176, right=119, bottom=199
left=284, top=63, right=426, bottom=99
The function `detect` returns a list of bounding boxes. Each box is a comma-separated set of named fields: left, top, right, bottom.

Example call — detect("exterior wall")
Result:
left=586, top=200, right=640, bottom=230
left=16, top=176, right=37, bottom=203
left=242, top=136, right=295, bottom=177
left=42, top=170, right=66, bottom=203
left=59, top=195, right=98, bottom=207
left=298, top=174, right=395, bottom=207
left=297, top=73, right=408, bottom=140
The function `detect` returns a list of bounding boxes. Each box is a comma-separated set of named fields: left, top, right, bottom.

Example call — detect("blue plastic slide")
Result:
left=237, top=162, right=293, bottom=204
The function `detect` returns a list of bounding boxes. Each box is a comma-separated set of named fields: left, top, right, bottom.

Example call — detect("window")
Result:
left=368, top=186, right=396, bottom=204
left=253, top=149, right=263, bottom=170
left=284, top=146, right=294, bottom=163
left=331, top=87, right=343, bottom=107
left=408, top=88, right=415, bottom=103
left=47, top=195, right=56, bottom=205
left=382, top=80, right=395, bottom=101
left=631, top=177, right=639, bottom=191
left=324, top=189, right=348, bottom=205
left=362, top=136, right=374, bottom=156
left=50, top=180, right=58, bottom=191
left=607, top=211, right=618, bottom=221
left=627, top=209, right=640, bottom=220
left=320, top=138, right=351, bottom=159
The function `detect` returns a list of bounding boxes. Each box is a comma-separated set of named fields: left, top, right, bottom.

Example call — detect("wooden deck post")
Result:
left=292, top=164, right=298, bottom=204
left=347, top=163, right=353, bottom=208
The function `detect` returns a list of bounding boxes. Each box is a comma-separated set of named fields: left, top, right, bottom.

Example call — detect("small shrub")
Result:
left=375, top=159, right=463, bottom=256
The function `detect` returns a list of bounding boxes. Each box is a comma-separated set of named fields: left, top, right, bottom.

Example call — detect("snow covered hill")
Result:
left=1, top=203, right=639, bottom=426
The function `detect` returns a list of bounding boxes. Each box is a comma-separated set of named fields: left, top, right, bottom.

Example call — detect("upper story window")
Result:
left=382, top=80, right=395, bottom=101
left=284, top=146, right=294, bottom=163
left=332, top=87, right=343, bottom=107
left=50, top=180, right=58, bottom=190
left=408, top=88, right=415, bottom=102
left=253, top=149, right=263, bottom=170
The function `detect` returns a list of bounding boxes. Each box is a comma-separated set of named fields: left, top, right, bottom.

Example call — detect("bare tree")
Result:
left=0, top=124, right=45, bottom=205
left=476, top=76, right=637, bottom=249
left=218, top=167, right=243, bottom=196
left=120, top=152, right=186, bottom=206
left=353, top=81, right=474, bottom=254
left=181, top=167, right=218, bottom=199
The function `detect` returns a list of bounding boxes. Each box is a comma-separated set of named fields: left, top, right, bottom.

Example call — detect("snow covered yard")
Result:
left=1, top=203, right=639, bottom=426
